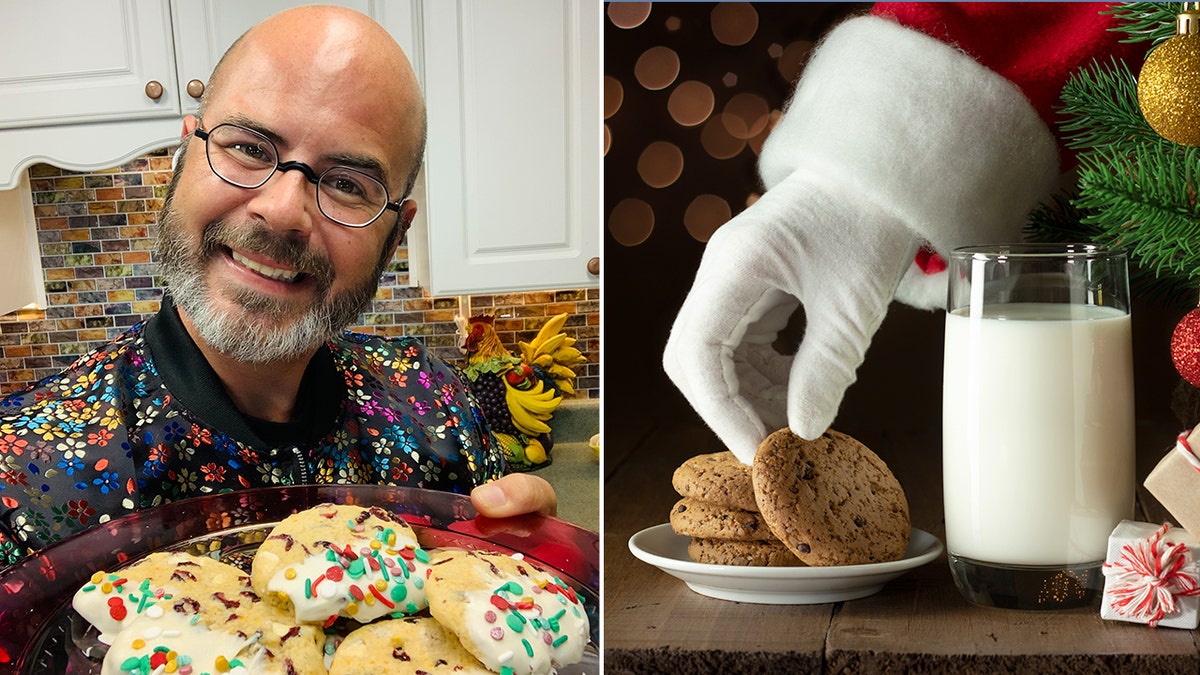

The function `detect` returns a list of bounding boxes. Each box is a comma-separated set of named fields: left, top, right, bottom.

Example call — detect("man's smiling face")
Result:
left=156, top=6, right=425, bottom=363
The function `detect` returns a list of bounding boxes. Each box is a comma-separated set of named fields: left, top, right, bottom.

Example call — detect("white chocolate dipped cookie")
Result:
left=100, top=604, right=326, bottom=675
left=251, top=503, right=433, bottom=625
left=424, top=549, right=590, bottom=675
left=76, top=552, right=325, bottom=675
left=73, top=551, right=250, bottom=645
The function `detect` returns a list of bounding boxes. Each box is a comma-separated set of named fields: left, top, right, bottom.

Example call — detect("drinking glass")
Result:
left=942, top=244, right=1135, bottom=609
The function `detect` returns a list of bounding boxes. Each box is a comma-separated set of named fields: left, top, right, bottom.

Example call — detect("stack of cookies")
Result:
left=670, top=428, right=911, bottom=567
left=670, top=448, right=806, bottom=566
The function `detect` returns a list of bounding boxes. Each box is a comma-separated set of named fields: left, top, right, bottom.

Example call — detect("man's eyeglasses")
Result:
left=192, top=123, right=401, bottom=228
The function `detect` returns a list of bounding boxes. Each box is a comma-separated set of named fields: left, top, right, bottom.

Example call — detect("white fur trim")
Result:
left=894, top=262, right=950, bottom=310
left=759, top=15, right=1059, bottom=310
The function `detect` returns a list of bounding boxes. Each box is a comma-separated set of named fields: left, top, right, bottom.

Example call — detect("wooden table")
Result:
left=604, top=419, right=1200, bottom=674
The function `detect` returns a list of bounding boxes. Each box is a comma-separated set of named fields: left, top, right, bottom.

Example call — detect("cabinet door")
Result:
left=418, top=0, right=600, bottom=295
left=0, top=0, right=178, bottom=128
left=170, top=0, right=380, bottom=114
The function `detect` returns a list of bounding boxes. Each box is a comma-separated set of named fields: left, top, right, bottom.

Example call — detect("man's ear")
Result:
left=396, top=199, right=418, bottom=246
left=173, top=116, right=199, bottom=170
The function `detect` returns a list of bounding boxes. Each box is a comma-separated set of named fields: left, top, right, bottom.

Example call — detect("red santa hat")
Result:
left=759, top=2, right=1150, bottom=310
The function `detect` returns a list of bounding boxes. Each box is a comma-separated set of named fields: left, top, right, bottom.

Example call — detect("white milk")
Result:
left=942, top=303, right=1134, bottom=566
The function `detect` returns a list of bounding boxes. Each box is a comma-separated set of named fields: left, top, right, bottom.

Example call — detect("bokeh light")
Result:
left=723, top=92, right=770, bottom=139
left=608, top=3, right=652, bottom=29
left=700, top=113, right=746, bottom=159
left=778, top=40, right=814, bottom=83
left=668, top=81, right=715, bottom=127
left=637, top=141, right=684, bottom=188
left=711, top=3, right=758, bottom=47
left=748, top=109, right=781, bottom=155
left=684, top=194, right=732, bottom=242
left=609, top=198, right=655, bottom=246
left=634, top=46, right=680, bottom=91
left=604, top=76, right=624, bottom=119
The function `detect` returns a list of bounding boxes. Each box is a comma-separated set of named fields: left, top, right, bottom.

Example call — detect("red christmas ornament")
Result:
left=1171, top=308, right=1200, bottom=386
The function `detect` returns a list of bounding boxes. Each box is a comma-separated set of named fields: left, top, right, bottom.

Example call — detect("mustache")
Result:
left=200, top=220, right=336, bottom=292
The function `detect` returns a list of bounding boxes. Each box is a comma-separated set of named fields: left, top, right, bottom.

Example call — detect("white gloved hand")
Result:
left=664, top=172, right=917, bottom=462
left=663, top=15, right=1060, bottom=463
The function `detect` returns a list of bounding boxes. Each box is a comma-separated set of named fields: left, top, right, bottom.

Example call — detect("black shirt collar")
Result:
left=142, top=296, right=343, bottom=450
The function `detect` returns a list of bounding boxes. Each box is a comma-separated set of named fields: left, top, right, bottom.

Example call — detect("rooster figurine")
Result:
left=457, top=313, right=587, bottom=471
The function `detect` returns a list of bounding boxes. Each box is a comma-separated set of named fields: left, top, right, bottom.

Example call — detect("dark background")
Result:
left=602, top=2, right=1189, bottom=513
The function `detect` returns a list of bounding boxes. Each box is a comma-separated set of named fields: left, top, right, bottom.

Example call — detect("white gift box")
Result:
left=1100, top=520, right=1200, bottom=629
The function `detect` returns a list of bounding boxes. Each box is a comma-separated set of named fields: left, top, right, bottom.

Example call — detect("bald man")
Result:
left=0, top=5, right=554, bottom=566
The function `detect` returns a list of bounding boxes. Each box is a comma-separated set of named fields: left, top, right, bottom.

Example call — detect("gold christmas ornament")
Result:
left=1138, top=7, right=1200, bottom=146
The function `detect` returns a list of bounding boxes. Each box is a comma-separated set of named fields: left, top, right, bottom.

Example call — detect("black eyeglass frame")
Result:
left=192, top=123, right=402, bottom=228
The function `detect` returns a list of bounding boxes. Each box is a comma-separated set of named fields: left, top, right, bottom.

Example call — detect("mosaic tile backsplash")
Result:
left=0, top=152, right=599, bottom=399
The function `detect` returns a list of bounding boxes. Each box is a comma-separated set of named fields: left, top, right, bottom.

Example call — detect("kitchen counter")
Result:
left=604, top=420, right=1200, bottom=674
left=536, top=399, right=599, bottom=532
left=537, top=439, right=599, bottom=532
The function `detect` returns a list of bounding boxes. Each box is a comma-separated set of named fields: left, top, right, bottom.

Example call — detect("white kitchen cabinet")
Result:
left=410, top=0, right=601, bottom=294
left=0, top=0, right=176, bottom=130
left=0, top=0, right=180, bottom=187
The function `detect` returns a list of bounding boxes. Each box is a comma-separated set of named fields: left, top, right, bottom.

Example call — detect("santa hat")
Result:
left=759, top=2, right=1150, bottom=310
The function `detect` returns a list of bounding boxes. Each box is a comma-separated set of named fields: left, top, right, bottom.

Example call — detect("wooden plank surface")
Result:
left=604, top=415, right=1200, bottom=672
left=827, top=550, right=1200, bottom=673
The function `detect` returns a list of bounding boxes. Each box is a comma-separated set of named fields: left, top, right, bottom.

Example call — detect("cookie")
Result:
left=752, top=428, right=910, bottom=566
left=425, top=549, right=590, bottom=675
left=73, top=551, right=251, bottom=644
left=251, top=503, right=433, bottom=624
left=100, top=604, right=325, bottom=675
left=78, top=552, right=325, bottom=674
left=672, top=451, right=758, bottom=512
left=328, top=616, right=492, bottom=674
left=669, top=497, right=776, bottom=541
left=687, top=538, right=807, bottom=567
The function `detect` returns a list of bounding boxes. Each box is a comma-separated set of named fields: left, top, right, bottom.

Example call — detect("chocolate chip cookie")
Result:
left=687, top=538, right=807, bottom=567
left=752, top=428, right=910, bottom=566
left=671, top=451, right=759, bottom=512
left=669, top=497, right=776, bottom=541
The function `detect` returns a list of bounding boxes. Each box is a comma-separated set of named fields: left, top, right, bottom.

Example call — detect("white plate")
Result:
left=628, top=524, right=943, bottom=604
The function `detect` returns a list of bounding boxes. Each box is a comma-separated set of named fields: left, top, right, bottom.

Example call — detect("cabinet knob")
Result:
left=186, top=79, right=206, bottom=98
left=144, top=80, right=164, bottom=100
left=587, top=256, right=600, bottom=275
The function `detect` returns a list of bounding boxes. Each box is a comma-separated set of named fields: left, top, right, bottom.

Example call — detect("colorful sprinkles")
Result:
left=115, top=645, right=248, bottom=675
left=273, top=518, right=433, bottom=624
left=476, top=565, right=586, bottom=671
left=77, top=571, right=173, bottom=626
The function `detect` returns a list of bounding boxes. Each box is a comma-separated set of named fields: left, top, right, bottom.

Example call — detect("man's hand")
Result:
left=470, top=473, right=558, bottom=518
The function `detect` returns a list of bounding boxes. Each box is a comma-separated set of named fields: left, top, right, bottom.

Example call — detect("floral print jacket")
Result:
left=0, top=301, right=503, bottom=567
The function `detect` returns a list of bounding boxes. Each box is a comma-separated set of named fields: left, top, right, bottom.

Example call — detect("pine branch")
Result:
left=1024, top=190, right=1187, bottom=303
left=1056, top=58, right=1165, bottom=152
left=1025, top=191, right=1103, bottom=242
left=1074, top=144, right=1200, bottom=285
left=1104, top=2, right=1186, bottom=45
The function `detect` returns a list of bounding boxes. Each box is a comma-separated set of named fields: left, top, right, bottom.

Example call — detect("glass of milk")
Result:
left=943, top=244, right=1134, bottom=609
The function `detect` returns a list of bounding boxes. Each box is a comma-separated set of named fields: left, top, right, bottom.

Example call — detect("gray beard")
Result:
left=156, top=202, right=381, bottom=364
